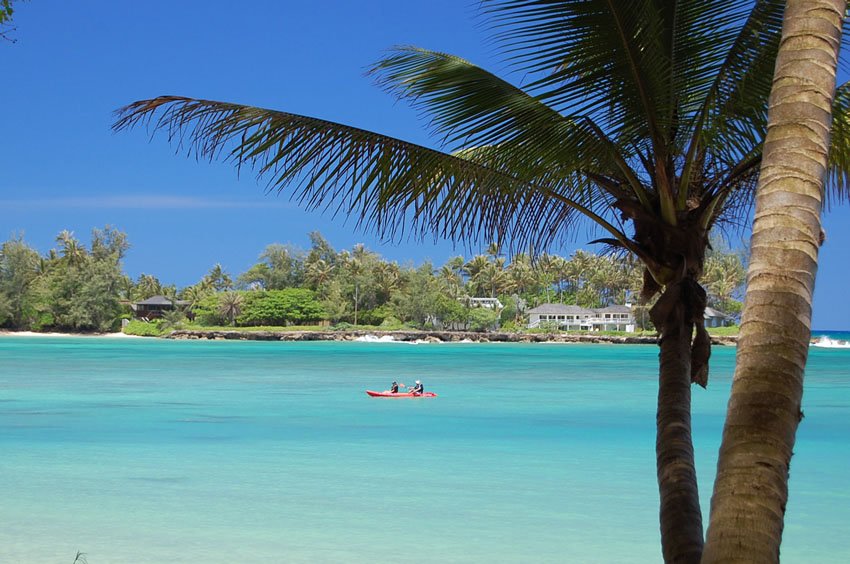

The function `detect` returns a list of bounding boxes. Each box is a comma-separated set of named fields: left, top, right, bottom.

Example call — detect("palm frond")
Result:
left=112, top=96, right=628, bottom=254
left=372, top=47, right=650, bottom=205
left=481, top=0, right=666, bottom=141
left=827, top=80, right=850, bottom=207
left=481, top=1, right=755, bottom=134
left=678, top=0, right=784, bottom=203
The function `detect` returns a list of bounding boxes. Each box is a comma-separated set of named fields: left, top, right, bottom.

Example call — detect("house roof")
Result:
left=704, top=307, right=731, bottom=319
left=134, top=295, right=189, bottom=306
left=527, top=303, right=595, bottom=315
left=597, top=305, right=632, bottom=313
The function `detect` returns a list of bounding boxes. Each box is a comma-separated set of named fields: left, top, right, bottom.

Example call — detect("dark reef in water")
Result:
left=165, top=329, right=738, bottom=346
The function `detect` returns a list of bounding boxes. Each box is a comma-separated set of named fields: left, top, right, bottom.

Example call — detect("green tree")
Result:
left=204, top=263, right=233, bottom=292
left=321, top=279, right=349, bottom=324
left=91, top=226, right=130, bottom=261
left=463, top=255, right=491, bottom=297
left=702, top=249, right=746, bottom=314
left=392, top=263, right=441, bottom=327
left=304, top=258, right=335, bottom=296
left=238, top=243, right=305, bottom=290
left=238, top=288, right=324, bottom=326
left=36, top=228, right=127, bottom=332
left=192, top=293, right=227, bottom=326
left=467, top=307, right=498, bottom=332
left=179, top=283, right=214, bottom=314
left=134, top=274, right=163, bottom=300
left=114, top=2, right=850, bottom=559
left=56, top=230, right=85, bottom=266
left=0, top=236, right=40, bottom=328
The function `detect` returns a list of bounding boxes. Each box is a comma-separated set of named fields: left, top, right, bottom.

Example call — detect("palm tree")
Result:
left=506, top=253, right=536, bottom=297
left=204, top=263, right=233, bottom=292
left=374, top=261, right=401, bottom=302
left=701, top=252, right=746, bottom=312
left=482, top=257, right=508, bottom=298
left=135, top=274, right=162, bottom=300
left=218, top=291, right=243, bottom=326
left=180, top=284, right=212, bottom=313
left=533, top=253, right=557, bottom=304
left=703, top=1, right=847, bottom=560
left=438, top=259, right=465, bottom=299
left=550, top=256, right=570, bottom=301
left=305, top=258, right=335, bottom=294
left=113, top=2, right=850, bottom=560
left=56, top=230, right=85, bottom=266
left=463, top=255, right=491, bottom=297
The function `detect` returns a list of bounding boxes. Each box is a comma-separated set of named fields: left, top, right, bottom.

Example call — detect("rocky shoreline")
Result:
left=166, top=329, right=738, bottom=346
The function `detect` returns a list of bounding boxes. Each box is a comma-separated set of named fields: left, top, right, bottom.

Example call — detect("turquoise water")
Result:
left=1, top=337, right=848, bottom=563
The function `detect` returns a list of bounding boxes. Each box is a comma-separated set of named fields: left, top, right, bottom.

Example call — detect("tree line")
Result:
left=0, top=227, right=746, bottom=333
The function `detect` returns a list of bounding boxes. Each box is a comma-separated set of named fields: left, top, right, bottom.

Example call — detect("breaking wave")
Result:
left=811, top=336, right=850, bottom=349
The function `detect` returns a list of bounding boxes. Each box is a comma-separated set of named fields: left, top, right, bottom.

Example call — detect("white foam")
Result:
left=811, top=336, right=850, bottom=349
left=354, top=334, right=396, bottom=343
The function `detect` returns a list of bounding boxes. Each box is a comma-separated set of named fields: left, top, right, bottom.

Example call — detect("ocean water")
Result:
left=0, top=337, right=848, bottom=564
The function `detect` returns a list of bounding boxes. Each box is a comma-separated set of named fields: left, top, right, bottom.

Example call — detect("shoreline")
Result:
left=1, top=328, right=739, bottom=345
left=166, top=329, right=740, bottom=346
left=0, top=330, right=142, bottom=339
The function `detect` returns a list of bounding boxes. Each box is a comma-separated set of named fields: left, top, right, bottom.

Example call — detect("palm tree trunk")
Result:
left=703, top=1, right=845, bottom=561
left=651, top=281, right=705, bottom=563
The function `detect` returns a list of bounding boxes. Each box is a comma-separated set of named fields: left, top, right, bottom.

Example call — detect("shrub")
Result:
left=500, top=320, right=521, bottom=333
left=123, top=319, right=166, bottom=337
left=467, top=308, right=498, bottom=332
left=379, top=316, right=405, bottom=330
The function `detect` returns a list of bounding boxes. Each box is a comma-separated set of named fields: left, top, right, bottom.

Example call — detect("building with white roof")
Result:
left=527, top=303, right=635, bottom=332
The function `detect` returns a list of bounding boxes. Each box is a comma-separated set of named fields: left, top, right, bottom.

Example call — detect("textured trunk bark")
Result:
left=702, top=1, right=845, bottom=562
left=652, top=281, right=705, bottom=563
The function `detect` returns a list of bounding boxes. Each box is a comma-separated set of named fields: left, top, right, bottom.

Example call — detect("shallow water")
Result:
left=1, top=337, right=848, bottom=563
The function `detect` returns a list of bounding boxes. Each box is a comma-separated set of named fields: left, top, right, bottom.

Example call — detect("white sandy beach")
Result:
left=0, top=330, right=142, bottom=338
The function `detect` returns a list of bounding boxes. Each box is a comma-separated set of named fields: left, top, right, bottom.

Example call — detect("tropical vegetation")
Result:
left=0, top=227, right=128, bottom=332
left=0, top=228, right=746, bottom=335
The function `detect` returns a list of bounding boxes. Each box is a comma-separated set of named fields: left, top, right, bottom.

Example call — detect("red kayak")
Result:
left=366, top=390, right=438, bottom=398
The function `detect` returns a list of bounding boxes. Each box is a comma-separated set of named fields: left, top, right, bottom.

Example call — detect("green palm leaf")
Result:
left=114, top=96, right=634, bottom=255
left=828, top=81, right=850, bottom=205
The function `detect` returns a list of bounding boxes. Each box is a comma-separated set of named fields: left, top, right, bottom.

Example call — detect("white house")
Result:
left=463, top=297, right=503, bottom=309
left=595, top=305, right=635, bottom=331
left=527, top=303, right=636, bottom=332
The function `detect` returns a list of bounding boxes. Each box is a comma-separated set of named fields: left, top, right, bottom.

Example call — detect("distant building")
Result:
left=704, top=306, right=734, bottom=328
left=462, top=297, right=503, bottom=309
left=527, top=303, right=635, bottom=332
left=131, top=295, right=189, bottom=320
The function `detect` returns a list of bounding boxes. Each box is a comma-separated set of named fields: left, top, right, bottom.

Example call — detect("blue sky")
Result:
left=2, top=1, right=850, bottom=329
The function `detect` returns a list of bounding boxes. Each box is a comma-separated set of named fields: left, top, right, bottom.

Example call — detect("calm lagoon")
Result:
left=1, top=337, right=848, bottom=563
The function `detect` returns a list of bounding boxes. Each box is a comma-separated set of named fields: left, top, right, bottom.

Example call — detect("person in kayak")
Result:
left=390, top=381, right=399, bottom=393
left=411, top=380, right=424, bottom=395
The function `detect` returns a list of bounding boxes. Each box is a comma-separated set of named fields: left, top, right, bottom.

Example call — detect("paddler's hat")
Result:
left=415, top=380, right=421, bottom=384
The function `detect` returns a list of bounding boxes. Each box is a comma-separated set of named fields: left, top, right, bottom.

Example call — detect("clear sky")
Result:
left=2, top=1, right=849, bottom=330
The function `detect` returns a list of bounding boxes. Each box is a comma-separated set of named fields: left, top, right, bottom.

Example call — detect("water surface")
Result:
left=1, top=337, right=847, bottom=563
